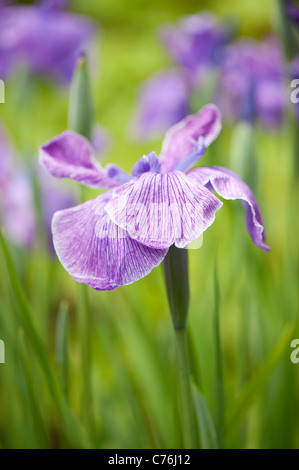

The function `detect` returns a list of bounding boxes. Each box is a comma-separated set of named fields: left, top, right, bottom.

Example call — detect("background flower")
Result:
left=0, top=1, right=97, bottom=83
left=216, top=37, right=287, bottom=126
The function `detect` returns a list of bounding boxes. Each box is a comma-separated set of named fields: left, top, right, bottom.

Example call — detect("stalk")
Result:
left=163, top=245, right=194, bottom=448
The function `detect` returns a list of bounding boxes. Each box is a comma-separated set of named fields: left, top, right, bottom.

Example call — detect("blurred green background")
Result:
left=0, top=0, right=299, bottom=449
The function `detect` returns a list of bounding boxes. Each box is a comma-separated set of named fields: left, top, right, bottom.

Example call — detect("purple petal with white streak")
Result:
left=160, top=104, right=221, bottom=173
left=188, top=166, right=269, bottom=251
left=52, top=192, right=168, bottom=290
left=105, top=170, right=222, bottom=250
left=39, top=131, right=119, bottom=189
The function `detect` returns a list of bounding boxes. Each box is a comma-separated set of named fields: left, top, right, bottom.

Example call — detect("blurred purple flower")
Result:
left=0, top=125, right=36, bottom=247
left=130, top=12, right=229, bottom=141
left=285, top=0, right=299, bottom=25
left=216, top=38, right=287, bottom=127
left=160, top=12, right=229, bottom=84
left=39, top=104, right=268, bottom=291
left=0, top=2, right=97, bottom=83
left=1, top=171, right=36, bottom=248
left=40, top=0, right=70, bottom=10
left=0, top=124, right=76, bottom=250
left=130, top=70, right=190, bottom=141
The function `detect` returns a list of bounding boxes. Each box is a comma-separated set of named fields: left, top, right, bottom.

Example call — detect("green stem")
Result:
left=163, top=246, right=194, bottom=448
left=174, top=327, right=194, bottom=449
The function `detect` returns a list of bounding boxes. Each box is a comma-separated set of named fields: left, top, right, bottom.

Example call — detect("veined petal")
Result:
left=105, top=170, right=222, bottom=250
left=160, top=104, right=222, bottom=173
left=39, top=131, right=119, bottom=189
left=52, top=192, right=167, bottom=290
left=188, top=166, right=269, bottom=251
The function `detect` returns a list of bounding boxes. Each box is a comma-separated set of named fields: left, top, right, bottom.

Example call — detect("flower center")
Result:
left=131, top=152, right=161, bottom=177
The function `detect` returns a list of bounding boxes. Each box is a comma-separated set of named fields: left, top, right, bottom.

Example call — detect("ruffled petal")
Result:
left=39, top=131, right=119, bottom=189
left=105, top=170, right=222, bottom=250
left=52, top=192, right=167, bottom=290
left=188, top=166, right=269, bottom=251
left=160, top=104, right=222, bottom=173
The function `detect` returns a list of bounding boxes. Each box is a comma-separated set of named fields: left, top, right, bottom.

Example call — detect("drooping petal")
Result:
left=105, top=170, right=222, bottom=250
left=188, top=166, right=269, bottom=251
left=39, top=131, right=119, bottom=189
left=160, top=104, right=221, bottom=173
left=52, top=192, right=167, bottom=290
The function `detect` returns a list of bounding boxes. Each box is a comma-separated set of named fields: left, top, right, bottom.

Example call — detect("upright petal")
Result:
left=52, top=192, right=167, bottom=290
left=188, top=166, right=269, bottom=251
left=160, top=104, right=221, bottom=173
left=105, top=170, right=222, bottom=250
left=39, top=131, right=119, bottom=189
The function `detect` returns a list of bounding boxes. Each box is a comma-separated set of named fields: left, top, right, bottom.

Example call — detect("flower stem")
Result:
left=163, top=245, right=194, bottom=448
left=174, top=327, right=194, bottom=449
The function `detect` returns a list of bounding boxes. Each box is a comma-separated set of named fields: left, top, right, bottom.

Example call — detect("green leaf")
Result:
left=0, top=230, right=90, bottom=448
left=192, top=381, right=219, bottom=449
left=213, top=259, right=224, bottom=448
left=226, top=322, right=296, bottom=443
left=55, top=300, right=70, bottom=398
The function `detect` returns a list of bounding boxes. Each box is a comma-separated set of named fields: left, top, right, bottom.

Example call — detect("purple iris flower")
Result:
left=130, top=70, right=190, bottom=141
left=216, top=38, right=287, bottom=127
left=0, top=1, right=96, bottom=83
left=160, top=12, right=229, bottom=84
left=130, top=12, right=229, bottom=141
left=0, top=125, right=36, bottom=247
left=0, top=124, right=75, bottom=250
left=39, top=104, right=269, bottom=291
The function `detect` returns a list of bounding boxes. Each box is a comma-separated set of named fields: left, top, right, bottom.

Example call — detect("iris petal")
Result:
left=105, top=170, right=222, bottom=250
left=39, top=131, right=119, bottom=189
left=160, top=104, right=222, bottom=173
left=52, top=192, right=168, bottom=290
left=188, top=166, right=269, bottom=251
